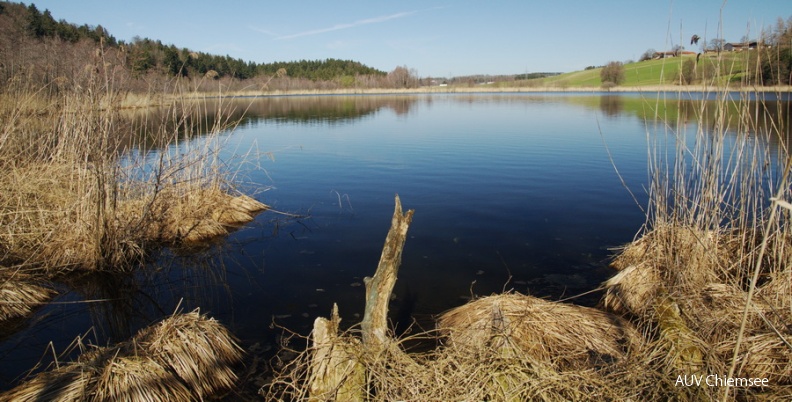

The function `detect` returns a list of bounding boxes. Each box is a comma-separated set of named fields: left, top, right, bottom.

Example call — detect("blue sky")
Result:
left=26, top=0, right=791, bottom=77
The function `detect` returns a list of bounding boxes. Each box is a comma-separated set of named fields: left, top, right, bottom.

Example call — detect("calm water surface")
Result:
left=2, top=92, right=787, bottom=387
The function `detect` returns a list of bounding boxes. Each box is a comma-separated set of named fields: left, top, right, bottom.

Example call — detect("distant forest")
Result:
left=0, top=2, right=427, bottom=92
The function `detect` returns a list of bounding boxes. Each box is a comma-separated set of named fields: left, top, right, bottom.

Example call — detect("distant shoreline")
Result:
left=213, top=84, right=792, bottom=98
left=120, top=85, right=792, bottom=108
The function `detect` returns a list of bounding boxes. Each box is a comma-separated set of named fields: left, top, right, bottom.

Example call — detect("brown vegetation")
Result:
left=0, top=310, right=243, bottom=401
left=0, top=25, right=265, bottom=399
left=438, top=294, right=642, bottom=370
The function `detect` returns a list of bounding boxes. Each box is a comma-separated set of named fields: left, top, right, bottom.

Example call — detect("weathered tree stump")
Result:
left=308, top=195, right=414, bottom=401
left=309, top=304, right=364, bottom=402
left=361, top=194, right=414, bottom=349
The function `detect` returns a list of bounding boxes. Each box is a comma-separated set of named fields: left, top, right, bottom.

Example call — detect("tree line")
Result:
left=0, top=2, right=421, bottom=93
left=126, top=36, right=387, bottom=81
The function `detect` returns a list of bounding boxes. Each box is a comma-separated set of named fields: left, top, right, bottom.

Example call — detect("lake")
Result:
left=1, top=92, right=788, bottom=387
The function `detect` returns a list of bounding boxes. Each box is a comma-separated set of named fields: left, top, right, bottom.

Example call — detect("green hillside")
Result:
left=535, top=53, right=749, bottom=87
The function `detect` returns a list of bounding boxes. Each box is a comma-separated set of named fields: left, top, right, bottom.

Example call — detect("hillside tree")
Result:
left=600, top=61, right=625, bottom=86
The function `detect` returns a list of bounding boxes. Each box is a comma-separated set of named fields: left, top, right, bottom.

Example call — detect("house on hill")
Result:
left=723, top=41, right=758, bottom=51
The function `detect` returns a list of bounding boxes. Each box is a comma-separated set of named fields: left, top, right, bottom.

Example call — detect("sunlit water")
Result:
left=1, top=92, right=788, bottom=387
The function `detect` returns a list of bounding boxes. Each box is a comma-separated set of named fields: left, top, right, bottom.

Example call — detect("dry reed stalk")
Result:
left=0, top=310, right=243, bottom=401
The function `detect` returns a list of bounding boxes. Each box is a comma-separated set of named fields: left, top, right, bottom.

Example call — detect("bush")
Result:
left=680, top=59, right=696, bottom=84
left=600, top=61, right=625, bottom=86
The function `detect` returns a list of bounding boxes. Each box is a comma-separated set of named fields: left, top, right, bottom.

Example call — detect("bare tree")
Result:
left=387, top=66, right=418, bottom=88
left=600, top=61, right=625, bottom=86
left=640, top=48, right=657, bottom=61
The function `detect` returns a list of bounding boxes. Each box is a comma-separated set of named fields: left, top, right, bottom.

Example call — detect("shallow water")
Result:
left=1, top=92, right=789, bottom=387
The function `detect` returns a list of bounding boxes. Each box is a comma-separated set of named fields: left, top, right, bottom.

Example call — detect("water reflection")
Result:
left=231, top=93, right=790, bottom=143
left=122, top=93, right=790, bottom=152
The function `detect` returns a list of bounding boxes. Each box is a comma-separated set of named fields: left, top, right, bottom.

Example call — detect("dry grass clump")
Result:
left=603, top=224, right=792, bottom=392
left=438, top=293, right=642, bottom=370
left=600, top=83, right=792, bottom=399
left=0, top=269, right=53, bottom=322
left=605, top=224, right=727, bottom=315
left=93, top=356, right=189, bottom=402
left=266, top=294, right=666, bottom=401
left=143, top=186, right=268, bottom=245
left=0, top=309, right=243, bottom=402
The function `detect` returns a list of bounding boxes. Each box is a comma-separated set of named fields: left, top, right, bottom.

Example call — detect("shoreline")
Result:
left=120, top=84, right=792, bottom=108
left=203, top=84, right=792, bottom=97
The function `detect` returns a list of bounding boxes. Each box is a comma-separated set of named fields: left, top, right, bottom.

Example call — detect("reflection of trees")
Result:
left=241, top=95, right=421, bottom=123
left=117, top=96, right=422, bottom=152
left=599, top=95, right=624, bottom=117
left=565, top=93, right=790, bottom=151
left=117, top=102, right=245, bottom=151
left=122, top=93, right=789, bottom=153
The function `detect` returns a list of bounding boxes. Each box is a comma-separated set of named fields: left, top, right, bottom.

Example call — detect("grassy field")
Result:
left=534, top=52, right=749, bottom=88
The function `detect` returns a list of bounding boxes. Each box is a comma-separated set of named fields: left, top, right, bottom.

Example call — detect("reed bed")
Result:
left=0, top=53, right=269, bottom=265
left=600, top=77, right=792, bottom=399
left=0, top=60, right=267, bottom=327
left=0, top=310, right=244, bottom=401
left=0, top=60, right=266, bottom=397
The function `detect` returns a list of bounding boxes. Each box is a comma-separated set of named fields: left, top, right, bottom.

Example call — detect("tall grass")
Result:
left=0, top=50, right=265, bottom=320
left=604, top=47, right=792, bottom=399
left=0, top=45, right=266, bottom=400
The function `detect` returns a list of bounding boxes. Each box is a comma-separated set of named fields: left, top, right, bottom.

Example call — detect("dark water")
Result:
left=1, top=92, right=788, bottom=387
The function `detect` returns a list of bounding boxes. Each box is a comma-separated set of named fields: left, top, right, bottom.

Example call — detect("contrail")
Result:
left=276, top=11, right=415, bottom=40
